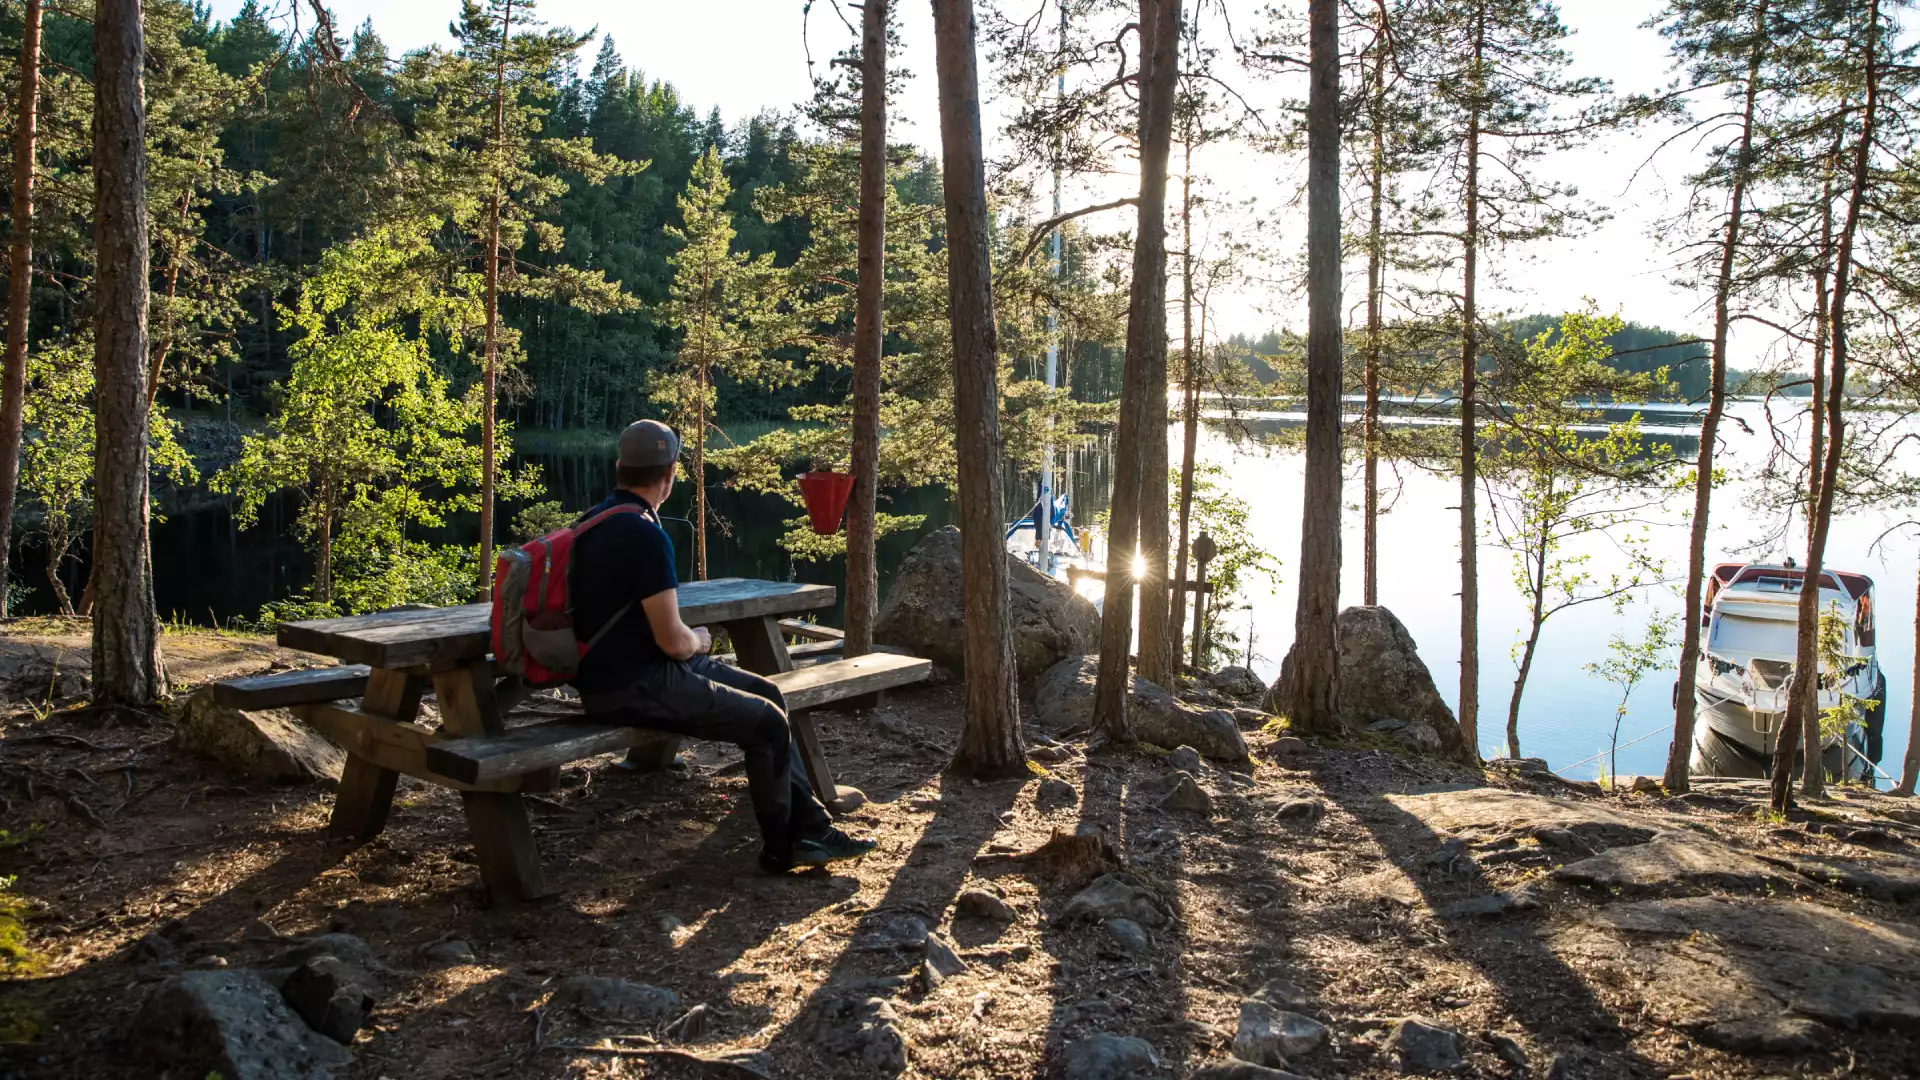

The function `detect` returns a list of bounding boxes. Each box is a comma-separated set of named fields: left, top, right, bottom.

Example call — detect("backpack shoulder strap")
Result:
left=570, top=503, right=649, bottom=537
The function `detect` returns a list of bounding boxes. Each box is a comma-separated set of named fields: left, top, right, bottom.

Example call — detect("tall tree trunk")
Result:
left=1456, top=4, right=1485, bottom=761
left=1171, top=139, right=1199, bottom=666
left=1363, top=0, right=1387, bottom=609
left=694, top=356, right=708, bottom=579
left=1901, top=556, right=1920, bottom=795
left=1667, top=5, right=1767, bottom=792
left=1278, top=0, right=1344, bottom=732
left=1092, top=0, right=1180, bottom=737
left=1772, top=0, right=1878, bottom=812
left=0, top=0, right=41, bottom=620
left=477, top=0, right=513, bottom=596
left=846, top=0, right=888, bottom=658
left=1507, top=542, right=1548, bottom=758
left=932, top=0, right=1022, bottom=775
left=90, top=0, right=165, bottom=704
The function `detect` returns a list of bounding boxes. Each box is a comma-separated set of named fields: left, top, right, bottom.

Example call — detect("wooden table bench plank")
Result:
left=277, top=579, right=836, bottom=669
left=425, top=653, right=932, bottom=785
left=212, top=665, right=372, bottom=711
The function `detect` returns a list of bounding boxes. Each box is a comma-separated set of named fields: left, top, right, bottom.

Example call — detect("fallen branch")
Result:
left=544, top=1043, right=771, bottom=1078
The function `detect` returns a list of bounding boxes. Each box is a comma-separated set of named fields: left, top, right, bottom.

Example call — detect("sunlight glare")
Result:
left=1132, top=550, right=1148, bottom=580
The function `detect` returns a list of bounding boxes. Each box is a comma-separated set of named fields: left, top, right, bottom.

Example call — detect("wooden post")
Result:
left=436, top=661, right=548, bottom=903
left=1191, top=531, right=1216, bottom=671
left=328, top=668, right=421, bottom=839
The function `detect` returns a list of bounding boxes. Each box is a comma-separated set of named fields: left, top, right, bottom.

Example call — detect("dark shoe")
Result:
left=759, top=849, right=796, bottom=875
left=618, top=751, right=688, bottom=774
left=791, top=827, right=878, bottom=866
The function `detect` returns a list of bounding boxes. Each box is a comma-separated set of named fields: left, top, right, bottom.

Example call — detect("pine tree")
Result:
left=403, top=0, right=639, bottom=593
left=0, top=0, right=42, bottom=618
left=654, top=147, right=778, bottom=579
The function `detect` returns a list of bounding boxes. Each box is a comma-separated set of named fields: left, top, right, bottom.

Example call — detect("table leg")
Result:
left=726, top=615, right=795, bottom=675
left=328, top=669, right=419, bottom=840
left=435, top=662, right=549, bottom=903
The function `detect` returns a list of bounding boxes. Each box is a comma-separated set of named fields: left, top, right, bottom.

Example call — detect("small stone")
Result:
left=1227, top=707, right=1266, bottom=730
left=1058, top=1033, right=1160, bottom=1080
left=1031, top=744, right=1074, bottom=763
left=1269, top=736, right=1309, bottom=758
left=420, top=938, right=476, bottom=966
left=1367, top=719, right=1407, bottom=734
left=548, top=975, right=681, bottom=1023
left=666, top=1002, right=711, bottom=1041
left=1169, top=745, right=1205, bottom=774
left=1102, top=917, right=1150, bottom=954
left=1274, top=797, right=1326, bottom=823
left=1063, top=873, right=1168, bottom=928
left=280, top=954, right=377, bottom=1044
left=923, top=932, right=969, bottom=978
left=1387, top=1016, right=1463, bottom=1073
left=1436, top=893, right=1528, bottom=919
left=1036, top=777, right=1080, bottom=809
left=657, top=914, right=686, bottom=937
left=1159, top=773, right=1214, bottom=814
left=1235, top=1000, right=1328, bottom=1066
left=860, top=914, right=931, bottom=952
left=1629, top=775, right=1662, bottom=794
left=955, top=889, right=1016, bottom=923
left=1485, top=1032, right=1528, bottom=1068
left=812, top=995, right=908, bottom=1073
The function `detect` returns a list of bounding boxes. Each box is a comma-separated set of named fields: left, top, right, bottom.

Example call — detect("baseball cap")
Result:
left=617, top=419, right=681, bottom=469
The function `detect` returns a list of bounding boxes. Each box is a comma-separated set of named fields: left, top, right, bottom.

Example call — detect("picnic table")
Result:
left=214, top=578, right=929, bottom=904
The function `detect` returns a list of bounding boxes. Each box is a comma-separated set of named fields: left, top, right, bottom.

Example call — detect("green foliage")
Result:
left=1585, top=612, right=1678, bottom=787
left=1182, top=464, right=1281, bottom=668
left=1487, top=307, right=1678, bottom=753
left=18, top=340, right=195, bottom=615
left=511, top=501, right=573, bottom=543
left=1816, top=601, right=1877, bottom=743
left=214, top=225, right=538, bottom=617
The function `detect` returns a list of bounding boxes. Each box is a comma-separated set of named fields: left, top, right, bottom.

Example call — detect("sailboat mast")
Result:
left=1038, top=0, right=1066, bottom=575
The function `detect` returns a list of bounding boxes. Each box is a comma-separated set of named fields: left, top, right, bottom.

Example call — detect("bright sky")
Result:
left=208, top=0, right=1771, bottom=362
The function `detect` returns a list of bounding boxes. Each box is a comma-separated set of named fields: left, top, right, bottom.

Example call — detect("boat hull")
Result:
left=1688, top=691, right=1867, bottom=781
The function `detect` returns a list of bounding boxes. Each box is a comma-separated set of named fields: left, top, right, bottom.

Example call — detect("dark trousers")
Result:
left=583, top=655, right=831, bottom=857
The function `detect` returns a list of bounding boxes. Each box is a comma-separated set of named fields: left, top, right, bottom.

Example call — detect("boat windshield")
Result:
left=1710, top=612, right=1794, bottom=658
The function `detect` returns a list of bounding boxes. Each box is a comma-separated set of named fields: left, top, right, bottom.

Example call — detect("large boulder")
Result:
left=131, top=970, right=351, bottom=1080
left=1269, top=606, right=1468, bottom=758
left=1036, top=655, right=1248, bottom=762
left=876, top=526, right=1100, bottom=680
left=170, top=686, right=345, bottom=784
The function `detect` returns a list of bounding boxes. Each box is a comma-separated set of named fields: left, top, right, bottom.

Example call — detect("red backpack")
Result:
left=490, top=504, right=646, bottom=685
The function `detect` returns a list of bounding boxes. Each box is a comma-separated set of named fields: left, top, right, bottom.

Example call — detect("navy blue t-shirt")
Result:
left=569, top=489, right=680, bottom=694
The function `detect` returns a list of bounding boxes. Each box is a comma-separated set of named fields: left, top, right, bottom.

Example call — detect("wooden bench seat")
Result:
left=211, top=665, right=372, bottom=710
left=424, top=652, right=932, bottom=786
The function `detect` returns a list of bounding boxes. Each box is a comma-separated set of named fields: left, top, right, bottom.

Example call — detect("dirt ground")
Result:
left=1, top=623, right=1918, bottom=1079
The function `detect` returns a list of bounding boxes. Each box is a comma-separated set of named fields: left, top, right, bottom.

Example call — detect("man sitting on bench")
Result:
left=569, top=419, right=877, bottom=874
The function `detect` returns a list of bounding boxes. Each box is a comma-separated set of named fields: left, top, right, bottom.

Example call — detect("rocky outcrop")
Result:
left=170, top=686, right=344, bottom=785
left=1269, top=606, right=1467, bottom=758
left=875, top=526, right=1100, bottom=680
left=1035, top=655, right=1249, bottom=762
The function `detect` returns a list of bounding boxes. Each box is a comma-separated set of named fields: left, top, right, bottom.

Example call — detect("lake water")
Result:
left=30, top=398, right=1912, bottom=786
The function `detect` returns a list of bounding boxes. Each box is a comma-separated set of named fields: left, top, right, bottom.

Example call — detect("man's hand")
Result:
left=642, top=589, right=708, bottom=661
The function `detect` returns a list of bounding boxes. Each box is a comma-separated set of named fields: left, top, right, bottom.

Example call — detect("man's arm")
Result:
left=642, top=589, right=711, bottom=661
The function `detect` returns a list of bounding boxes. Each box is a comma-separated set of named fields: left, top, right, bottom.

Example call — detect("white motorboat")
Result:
left=1688, top=561, right=1887, bottom=781
left=1005, top=494, right=1104, bottom=604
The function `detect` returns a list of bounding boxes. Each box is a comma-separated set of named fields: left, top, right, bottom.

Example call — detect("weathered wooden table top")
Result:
left=278, top=578, right=836, bottom=669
